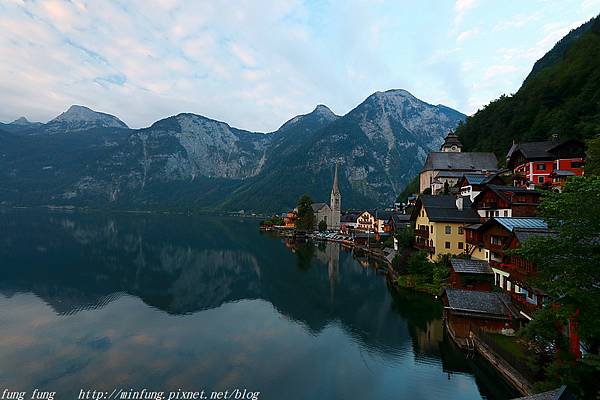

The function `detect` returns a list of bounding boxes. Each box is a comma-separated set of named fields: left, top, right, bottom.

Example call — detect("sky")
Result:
left=1, top=0, right=599, bottom=132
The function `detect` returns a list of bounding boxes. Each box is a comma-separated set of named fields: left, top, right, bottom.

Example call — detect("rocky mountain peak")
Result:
left=48, top=105, right=128, bottom=131
left=11, top=116, right=33, bottom=125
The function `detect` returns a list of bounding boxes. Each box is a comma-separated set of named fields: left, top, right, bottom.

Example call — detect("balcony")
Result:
left=510, top=292, right=540, bottom=316
left=415, top=228, right=429, bottom=239
left=414, top=241, right=435, bottom=253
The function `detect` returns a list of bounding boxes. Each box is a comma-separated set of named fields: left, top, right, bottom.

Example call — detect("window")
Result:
left=430, top=225, right=433, bottom=233
left=495, top=211, right=500, bottom=217
left=538, top=176, right=544, bottom=183
left=571, top=161, right=583, bottom=168
left=445, top=225, right=451, bottom=234
left=503, top=210, right=509, bottom=217
left=445, top=242, right=450, bottom=249
left=458, top=242, right=463, bottom=249
left=537, top=164, right=546, bottom=170
left=458, top=227, right=464, bottom=234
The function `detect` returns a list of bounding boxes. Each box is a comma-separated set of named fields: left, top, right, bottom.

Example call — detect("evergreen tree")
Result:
left=295, top=195, right=315, bottom=232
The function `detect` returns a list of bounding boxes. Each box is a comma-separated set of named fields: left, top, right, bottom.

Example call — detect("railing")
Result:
left=414, top=242, right=435, bottom=253
left=415, top=228, right=429, bottom=239
left=472, top=327, right=541, bottom=382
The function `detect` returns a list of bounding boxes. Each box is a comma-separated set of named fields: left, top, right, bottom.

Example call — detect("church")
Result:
left=312, top=163, right=342, bottom=230
left=419, top=133, right=498, bottom=194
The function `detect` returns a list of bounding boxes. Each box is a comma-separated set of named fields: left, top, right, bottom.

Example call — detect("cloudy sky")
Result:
left=1, top=0, right=599, bottom=131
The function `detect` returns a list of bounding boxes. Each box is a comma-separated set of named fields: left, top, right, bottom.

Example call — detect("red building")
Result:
left=448, top=259, right=493, bottom=291
left=472, top=185, right=541, bottom=221
left=506, top=139, right=585, bottom=188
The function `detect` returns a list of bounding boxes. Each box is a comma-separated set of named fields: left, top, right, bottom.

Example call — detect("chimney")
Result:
left=456, top=197, right=464, bottom=210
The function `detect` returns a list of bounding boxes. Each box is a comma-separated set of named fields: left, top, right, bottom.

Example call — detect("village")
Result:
left=260, top=131, right=589, bottom=399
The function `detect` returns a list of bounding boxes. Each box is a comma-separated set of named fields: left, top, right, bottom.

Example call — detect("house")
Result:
left=385, top=213, right=411, bottom=233
left=340, top=212, right=359, bottom=234
left=472, top=185, right=541, bottom=220
left=283, top=211, right=296, bottom=228
left=419, top=133, right=498, bottom=193
left=506, top=138, right=585, bottom=188
left=443, top=288, right=521, bottom=342
left=449, top=259, right=494, bottom=291
left=456, top=173, right=505, bottom=201
left=548, top=170, right=577, bottom=192
left=502, top=227, right=556, bottom=319
left=410, top=195, right=481, bottom=261
left=356, top=210, right=393, bottom=233
left=464, top=217, right=551, bottom=317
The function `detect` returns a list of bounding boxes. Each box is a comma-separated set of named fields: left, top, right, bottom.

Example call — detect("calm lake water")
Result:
left=0, top=210, right=518, bottom=400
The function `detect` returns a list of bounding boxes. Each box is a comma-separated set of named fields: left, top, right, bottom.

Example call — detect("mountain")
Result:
left=44, top=105, right=129, bottom=133
left=223, top=89, right=465, bottom=211
left=0, top=90, right=465, bottom=212
left=455, top=15, right=600, bottom=160
left=0, top=116, right=43, bottom=133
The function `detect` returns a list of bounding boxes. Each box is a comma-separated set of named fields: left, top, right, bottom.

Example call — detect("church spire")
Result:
left=331, top=162, right=340, bottom=195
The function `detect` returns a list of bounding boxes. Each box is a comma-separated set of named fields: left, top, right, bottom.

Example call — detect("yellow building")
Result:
left=410, top=195, right=481, bottom=261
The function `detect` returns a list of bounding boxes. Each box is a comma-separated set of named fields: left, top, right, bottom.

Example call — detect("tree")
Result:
left=585, top=136, right=600, bottom=176
left=318, top=220, right=327, bottom=232
left=517, top=176, right=600, bottom=398
left=295, top=194, right=315, bottom=232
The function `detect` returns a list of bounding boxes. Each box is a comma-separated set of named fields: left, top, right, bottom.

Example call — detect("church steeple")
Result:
left=330, top=162, right=341, bottom=229
left=441, top=132, right=463, bottom=152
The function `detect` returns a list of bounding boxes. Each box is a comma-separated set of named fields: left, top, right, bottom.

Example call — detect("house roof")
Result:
left=363, top=210, right=394, bottom=220
left=391, top=214, right=411, bottom=223
left=422, top=152, right=498, bottom=173
left=444, top=289, right=517, bottom=318
left=506, top=139, right=585, bottom=163
left=311, top=203, right=329, bottom=212
left=494, top=217, right=548, bottom=232
left=512, top=227, right=557, bottom=243
left=473, top=184, right=541, bottom=206
left=341, top=213, right=359, bottom=222
left=551, top=170, right=576, bottom=177
left=412, top=195, right=480, bottom=223
left=511, top=386, right=574, bottom=400
left=450, top=259, right=493, bottom=274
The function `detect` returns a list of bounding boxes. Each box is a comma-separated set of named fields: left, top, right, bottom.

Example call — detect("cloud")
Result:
left=454, top=0, right=477, bottom=27
left=456, top=28, right=480, bottom=42
left=493, top=13, right=542, bottom=32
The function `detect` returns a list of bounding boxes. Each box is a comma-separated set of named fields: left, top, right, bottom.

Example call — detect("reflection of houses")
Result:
left=449, top=259, right=493, bottom=291
left=420, top=133, right=498, bottom=194
left=472, top=185, right=541, bottom=220
left=506, top=138, right=585, bottom=189
left=443, top=289, right=521, bottom=341
left=410, top=195, right=480, bottom=261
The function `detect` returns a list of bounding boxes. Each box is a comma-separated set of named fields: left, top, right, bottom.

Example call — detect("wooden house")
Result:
left=506, top=138, right=585, bottom=188
left=443, top=289, right=521, bottom=342
left=472, top=185, right=541, bottom=220
left=449, top=259, right=494, bottom=291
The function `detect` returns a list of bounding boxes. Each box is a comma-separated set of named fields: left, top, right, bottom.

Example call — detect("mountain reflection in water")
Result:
left=0, top=210, right=518, bottom=400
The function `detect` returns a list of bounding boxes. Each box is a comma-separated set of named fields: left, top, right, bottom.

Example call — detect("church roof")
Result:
left=311, top=203, right=329, bottom=212
left=422, top=152, right=498, bottom=173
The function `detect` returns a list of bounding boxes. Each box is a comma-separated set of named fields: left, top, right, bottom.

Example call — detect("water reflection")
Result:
left=0, top=210, right=518, bottom=399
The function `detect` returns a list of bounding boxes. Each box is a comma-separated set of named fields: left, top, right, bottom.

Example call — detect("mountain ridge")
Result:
left=0, top=89, right=465, bottom=212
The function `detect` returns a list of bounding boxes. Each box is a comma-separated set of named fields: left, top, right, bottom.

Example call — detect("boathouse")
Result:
left=443, top=288, right=521, bottom=341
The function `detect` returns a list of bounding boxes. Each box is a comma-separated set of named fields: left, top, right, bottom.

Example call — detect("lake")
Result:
left=0, top=210, right=518, bottom=400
